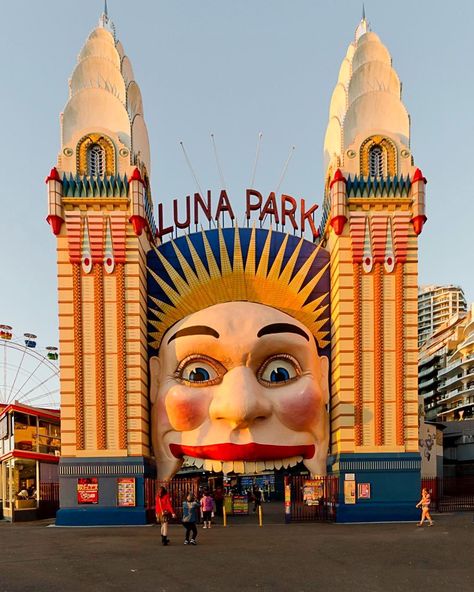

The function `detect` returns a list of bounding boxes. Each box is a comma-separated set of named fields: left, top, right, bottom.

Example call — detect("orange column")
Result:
left=374, top=263, right=384, bottom=446
left=72, top=263, right=85, bottom=450
left=395, top=262, right=405, bottom=445
left=353, top=263, right=363, bottom=446
left=116, top=262, right=127, bottom=450
left=94, top=263, right=106, bottom=449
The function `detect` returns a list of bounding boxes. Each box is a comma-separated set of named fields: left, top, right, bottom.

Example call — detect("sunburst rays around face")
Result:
left=148, top=225, right=330, bottom=353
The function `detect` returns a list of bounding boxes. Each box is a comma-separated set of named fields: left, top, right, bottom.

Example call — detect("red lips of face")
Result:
left=169, top=443, right=315, bottom=461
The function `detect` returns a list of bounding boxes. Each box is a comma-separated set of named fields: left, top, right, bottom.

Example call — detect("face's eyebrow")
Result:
left=167, top=325, right=220, bottom=345
left=257, top=322, right=310, bottom=342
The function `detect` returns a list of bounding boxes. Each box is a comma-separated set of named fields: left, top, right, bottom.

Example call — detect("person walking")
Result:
left=182, top=493, right=200, bottom=545
left=416, top=488, right=434, bottom=527
left=252, top=485, right=262, bottom=513
left=155, top=486, right=176, bottom=545
left=200, top=490, right=215, bottom=529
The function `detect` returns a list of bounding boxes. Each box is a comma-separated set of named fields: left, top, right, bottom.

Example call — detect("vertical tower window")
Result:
left=369, top=145, right=384, bottom=177
left=88, top=144, right=105, bottom=177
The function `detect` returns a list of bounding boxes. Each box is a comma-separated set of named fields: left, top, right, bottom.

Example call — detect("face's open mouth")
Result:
left=169, top=443, right=315, bottom=462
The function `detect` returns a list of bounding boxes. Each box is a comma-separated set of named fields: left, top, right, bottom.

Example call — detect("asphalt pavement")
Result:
left=0, top=509, right=473, bottom=592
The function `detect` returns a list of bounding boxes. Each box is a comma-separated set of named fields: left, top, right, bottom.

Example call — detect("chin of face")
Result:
left=151, top=301, right=330, bottom=481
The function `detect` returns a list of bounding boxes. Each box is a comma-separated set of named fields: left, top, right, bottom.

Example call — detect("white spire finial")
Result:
left=355, top=5, right=369, bottom=42
left=99, top=0, right=116, bottom=38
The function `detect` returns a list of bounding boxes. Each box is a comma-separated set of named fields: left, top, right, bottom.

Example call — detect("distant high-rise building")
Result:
left=418, top=285, right=467, bottom=347
left=437, top=305, right=474, bottom=422
left=418, top=313, right=466, bottom=421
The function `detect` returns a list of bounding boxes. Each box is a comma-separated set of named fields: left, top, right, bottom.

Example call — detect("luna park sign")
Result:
left=156, top=189, right=320, bottom=240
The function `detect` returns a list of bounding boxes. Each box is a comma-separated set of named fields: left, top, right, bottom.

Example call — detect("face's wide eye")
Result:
left=258, top=355, right=301, bottom=387
left=176, top=356, right=224, bottom=386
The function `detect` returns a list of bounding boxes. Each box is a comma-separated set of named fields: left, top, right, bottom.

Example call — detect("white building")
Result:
left=418, top=285, right=467, bottom=347
left=437, top=305, right=474, bottom=422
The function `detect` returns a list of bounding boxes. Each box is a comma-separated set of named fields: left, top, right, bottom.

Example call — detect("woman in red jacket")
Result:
left=156, top=486, right=176, bottom=545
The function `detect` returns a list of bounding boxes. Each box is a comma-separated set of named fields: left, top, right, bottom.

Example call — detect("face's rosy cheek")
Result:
left=273, top=380, right=322, bottom=432
left=164, top=385, right=210, bottom=431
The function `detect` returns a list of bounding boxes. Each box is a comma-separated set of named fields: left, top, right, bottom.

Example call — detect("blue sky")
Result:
left=0, top=0, right=473, bottom=349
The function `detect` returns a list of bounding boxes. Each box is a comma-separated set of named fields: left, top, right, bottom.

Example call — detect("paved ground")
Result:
left=0, top=510, right=473, bottom=592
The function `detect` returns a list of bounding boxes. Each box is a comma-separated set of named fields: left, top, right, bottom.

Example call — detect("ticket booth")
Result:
left=0, top=403, right=60, bottom=521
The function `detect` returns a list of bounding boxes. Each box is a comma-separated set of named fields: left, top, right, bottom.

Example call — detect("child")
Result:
left=200, top=490, right=215, bottom=529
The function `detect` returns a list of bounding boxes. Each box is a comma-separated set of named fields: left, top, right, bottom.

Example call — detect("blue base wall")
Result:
left=56, top=456, right=155, bottom=527
left=328, top=453, right=421, bottom=523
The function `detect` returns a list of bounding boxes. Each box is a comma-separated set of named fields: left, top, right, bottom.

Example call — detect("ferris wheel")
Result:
left=0, top=324, right=60, bottom=410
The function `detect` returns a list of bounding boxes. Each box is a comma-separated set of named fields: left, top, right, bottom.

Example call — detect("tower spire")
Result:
left=355, top=5, right=368, bottom=42
left=99, top=0, right=115, bottom=38
left=362, top=3, right=365, bottom=21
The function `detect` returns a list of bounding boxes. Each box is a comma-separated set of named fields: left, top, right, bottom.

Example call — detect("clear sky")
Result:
left=0, top=0, right=473, bottom=350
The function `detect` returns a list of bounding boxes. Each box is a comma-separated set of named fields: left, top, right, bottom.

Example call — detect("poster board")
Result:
left=344, top=480, right=356, bottom=504
left=232, top=495, right=249, bottom=515
left=77, top=478, right=98, bottom=504
left=357, top=483, right=371, bottom=500
left=117, top=478, right=136, bottom=507
left=303, top=479, right=324, bottom=506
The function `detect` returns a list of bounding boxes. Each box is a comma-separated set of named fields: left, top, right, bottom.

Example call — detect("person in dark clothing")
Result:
left=252, top=485, right=262, bottom=512
left=182, top=493, right=200, bottom=545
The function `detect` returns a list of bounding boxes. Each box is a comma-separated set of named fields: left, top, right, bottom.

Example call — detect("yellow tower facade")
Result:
left=321, top=18, right=426, bottom=520
left=46, top=11, right=156, bottom=524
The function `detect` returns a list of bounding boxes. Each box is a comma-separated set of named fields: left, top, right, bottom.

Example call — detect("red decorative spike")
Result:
left=129, top=167, right=144, bottom=184
left=412, top=168, right=427, bottom=184
left=129, top=215, right=146, bottom=236
left=330, top=168, right=347, bottom=189
left=46, top=214, right=64, bottom=236
left=411, top=214, right=427, bottom=235
left=45, top=167, right=61, bottom=184
left=330, top=215, right=347, bottom=236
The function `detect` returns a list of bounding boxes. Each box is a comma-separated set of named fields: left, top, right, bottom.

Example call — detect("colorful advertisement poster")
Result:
left=344, top=480, right=356, bottom=504
left=357, top=483, right=371, bottom=500
left=232, top=495, right=249, bottom=515
left=77, top=478, right=98, bottom=504
left=117, top=478, right=136, bottom=507
left=303, top=479, right=325, bottom=506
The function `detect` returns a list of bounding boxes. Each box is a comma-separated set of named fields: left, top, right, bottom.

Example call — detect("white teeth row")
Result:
left=182, top=456, right=303, bottom=474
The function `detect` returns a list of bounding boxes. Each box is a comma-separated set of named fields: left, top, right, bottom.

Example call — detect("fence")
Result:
left=421, top=476, right=474, bottom=512
left=286, top=475, right=338, bottom=522
left=149, top=476, right=202, bottom=521
left=38, top=482, right=59, bottom=519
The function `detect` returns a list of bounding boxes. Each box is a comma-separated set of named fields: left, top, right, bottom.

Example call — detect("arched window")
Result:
left=369, top=145, right=384, bottom=177
left=87, top=144, right=105, bottom=177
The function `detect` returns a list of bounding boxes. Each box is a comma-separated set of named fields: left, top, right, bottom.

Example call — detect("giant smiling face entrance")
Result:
left=51, top=12, right=425, bottom=527
left=147, top=227, right=331, bottom=482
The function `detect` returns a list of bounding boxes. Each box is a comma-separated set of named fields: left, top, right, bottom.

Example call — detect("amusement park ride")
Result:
left=0, top=325, right=59, bottom=409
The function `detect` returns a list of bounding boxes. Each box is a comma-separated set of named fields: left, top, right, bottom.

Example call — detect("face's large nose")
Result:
left=208, top=366, right=272, bottom=429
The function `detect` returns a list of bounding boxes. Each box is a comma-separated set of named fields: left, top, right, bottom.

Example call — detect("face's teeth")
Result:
left=255, top=461, right=266, bottom=473
left=233, top=461, right=245, bottom=474
left=244, top=461, right=256, bottom=474
left=274, top=459, right=283, bottom=470
left=222, top=461, right=234, bottom=474
left=193, top=457, right=204, bottom=469
left=203, top=459, right=214, bottom=471
left=265, top=460, right=275, bottom=470
left=212, top=460, right=222, bottom=472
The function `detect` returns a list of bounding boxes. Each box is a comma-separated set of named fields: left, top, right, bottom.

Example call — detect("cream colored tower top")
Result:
left=60, top=10, right=150, bottom=175
left=323, top=17, right=410, bottom=175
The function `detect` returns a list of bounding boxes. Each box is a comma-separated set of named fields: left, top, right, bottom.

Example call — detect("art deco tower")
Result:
left=321, top=15, right=426, bottom=521
left=46, top=8, right=156, bottom=524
